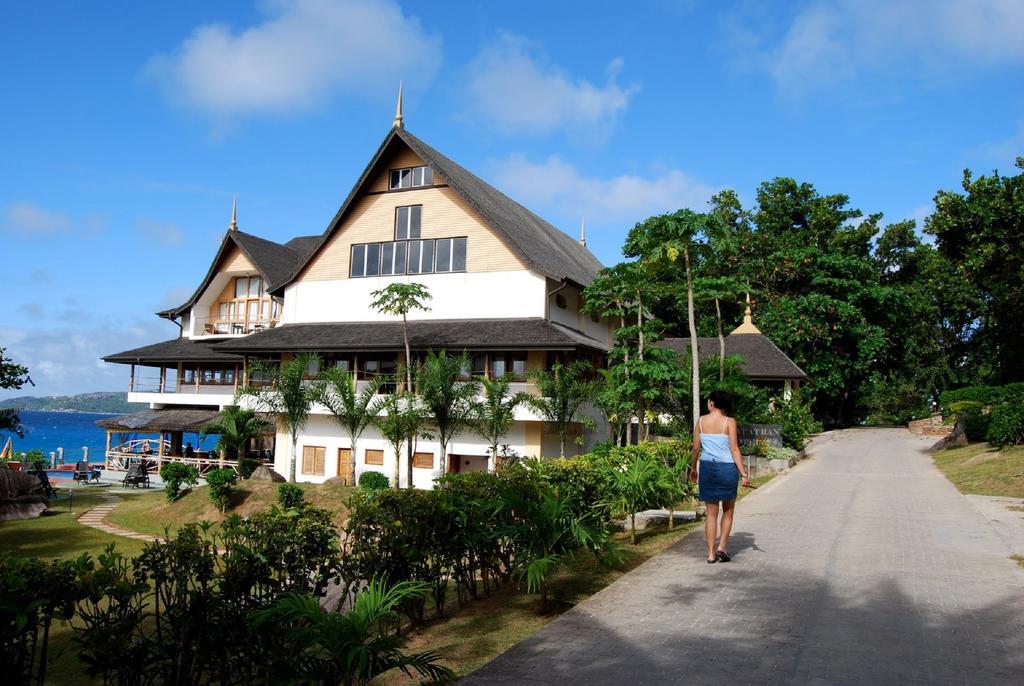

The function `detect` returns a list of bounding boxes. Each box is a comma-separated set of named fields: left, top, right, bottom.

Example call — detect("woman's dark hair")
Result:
left=707, top=390, right=733, bottom=416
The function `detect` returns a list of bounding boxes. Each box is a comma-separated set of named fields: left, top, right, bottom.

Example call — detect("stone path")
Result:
left=463, top=428, right=1024, bottom=685
left=77, top=493, right=159, bottom=542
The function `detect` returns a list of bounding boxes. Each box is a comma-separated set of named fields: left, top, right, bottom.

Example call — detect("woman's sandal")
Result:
left=716, top=550, right=732, bottom=563
left=706, top=556, right=717, bottom=564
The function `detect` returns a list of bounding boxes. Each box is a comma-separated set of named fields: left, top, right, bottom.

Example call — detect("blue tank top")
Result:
left=699, top=416, right=733, bottom=463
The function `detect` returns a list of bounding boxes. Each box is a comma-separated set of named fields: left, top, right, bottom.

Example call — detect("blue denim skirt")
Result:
left=698, top=460, right=739, bottom=502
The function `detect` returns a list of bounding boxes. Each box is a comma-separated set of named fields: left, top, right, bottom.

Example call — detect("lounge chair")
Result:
left=73, top=461, right=99, bottom=483
left=122, top=463, right=151, bottom=489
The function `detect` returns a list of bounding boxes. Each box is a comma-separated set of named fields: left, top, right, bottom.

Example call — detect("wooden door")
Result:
left=337, top=448, right=353, bottom=484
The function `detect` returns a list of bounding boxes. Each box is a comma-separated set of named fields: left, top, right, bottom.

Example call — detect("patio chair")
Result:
left=137, top=462, right=151, bottom=488
left=29, top=469, right=57, bottom=497
left=122, top=463, right=143, bottom=488
left=73, top=461, right=98, bottom=483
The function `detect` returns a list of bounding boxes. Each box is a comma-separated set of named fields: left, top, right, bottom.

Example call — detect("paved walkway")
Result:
left=463, top=429, right=1024, bottom=685
left=77, top=493, right=159, bottom=542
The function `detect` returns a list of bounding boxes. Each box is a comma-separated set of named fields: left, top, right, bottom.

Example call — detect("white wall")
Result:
left=281, top=270, right=547, bottom=324
left=273, top=416, right=529, bottom=488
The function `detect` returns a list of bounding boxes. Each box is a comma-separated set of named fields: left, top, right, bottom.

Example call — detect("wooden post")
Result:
left=129, top=364, right=135, bottom=392
left=105, top=431, right=111, bottom=470
left=159, top=365, right=166, bottom=392
left=233, top=364, right=239, bottom=394
left=177, top=361, right=183, bottom=393
left=195, top=365, right=200, bottom=393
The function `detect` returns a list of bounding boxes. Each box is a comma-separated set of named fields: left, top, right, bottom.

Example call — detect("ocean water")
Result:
left=1, top=410, right=212, bottom=463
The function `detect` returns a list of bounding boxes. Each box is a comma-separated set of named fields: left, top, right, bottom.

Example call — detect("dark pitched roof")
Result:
left=103, top=338, right=243, bottom=365
left=158, top=230, right=312, bottom=319
left=274, top=127, right=604, bottom=293
left=96, top=408, right=224, bottom=432
left=215, top=318, right=610, bottom=354
left=659, top=335, right=807, bottom=380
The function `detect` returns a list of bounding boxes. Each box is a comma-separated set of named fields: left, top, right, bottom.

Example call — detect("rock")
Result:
left=0, top=469, right=49, bottom=521
left=247, top=465, right=286, bottom=482
left=613, top=509, right=698, bottom=531
left=929, top=419, right=968, bottom=451
left=323, top=476, right=351, bottom=486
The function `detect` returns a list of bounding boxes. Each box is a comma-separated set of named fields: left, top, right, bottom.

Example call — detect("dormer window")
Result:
left=389, top=165, right=433, bottom=190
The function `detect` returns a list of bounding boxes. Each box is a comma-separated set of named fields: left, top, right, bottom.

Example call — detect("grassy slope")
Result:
left=107, top=480, right=354, bottom=536
left=931, top=443, right=1024, bottom=498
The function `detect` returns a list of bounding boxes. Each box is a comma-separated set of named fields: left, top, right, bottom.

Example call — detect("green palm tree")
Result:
left=370, top=283, right=431, bottom=393
left=250, top=578, right=453, bottom=685
left=237, top=353, right=320, bottom=483
left=417, top=351, right=480, bottom=477
left=474, top=374, right=529, bottom=467
left=317, top=368, right=383, bottom=485
left=527, top=360, right=597, bottom=458
left=373, top=390, right=429, bottom=489
left=199, top=405, right=271, bottom=462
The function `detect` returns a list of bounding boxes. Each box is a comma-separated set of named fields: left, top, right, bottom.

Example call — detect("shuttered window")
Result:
left=301, top=446, right=326, bottom=475
left=364, top=449, right=385, bottom=466
left=412, top=452, right=434, bottom=469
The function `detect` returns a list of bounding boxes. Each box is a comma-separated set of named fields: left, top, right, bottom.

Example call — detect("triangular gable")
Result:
left=273, top=127, right=603, bottom=294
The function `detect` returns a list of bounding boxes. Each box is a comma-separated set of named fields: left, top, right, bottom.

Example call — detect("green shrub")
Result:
left=159, top=462, right=199, bottom=502
left=741, top=440, right=769, bottom=458
left=950, top=400, right=990, bottom=440
left=205, top=468, right=238, bottom=513
left=771, top=394, right=821, bottom=449
left=766, top=446, right=800, bottom=461
left=238, top=457, right=261, bottom=479
left=358, top=471, right=390, bottom=490
left=986, top=402, right=1024, bottom=447
left=940, top=383, right=1024, bottom=414
left=277, top=482, right=305, bottom=509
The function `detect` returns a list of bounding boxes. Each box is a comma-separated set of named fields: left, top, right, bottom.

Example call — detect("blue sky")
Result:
left=2, top=0, right=1022, bottom=398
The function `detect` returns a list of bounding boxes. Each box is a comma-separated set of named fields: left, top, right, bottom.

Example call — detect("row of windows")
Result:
left=301, top=445, right=435, bottom=475
left=351, top=237, right=467, bottom=277
left=306, top=351, right=529, bottom=382
left=182, top=365, right=237, bottom=386
left=389, top=165, right=433, bottom=190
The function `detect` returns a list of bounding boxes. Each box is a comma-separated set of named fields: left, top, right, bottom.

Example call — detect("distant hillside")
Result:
left=0, top=392, right=143, bottom=414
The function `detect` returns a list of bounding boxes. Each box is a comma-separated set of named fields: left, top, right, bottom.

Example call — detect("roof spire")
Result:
left=229, top=196, right=238, bottom=232
left=579, top=217, right=586, bottom=247
left=731, top=292, right=762, bottom=335
left=393, top=81, right=404, bottom=129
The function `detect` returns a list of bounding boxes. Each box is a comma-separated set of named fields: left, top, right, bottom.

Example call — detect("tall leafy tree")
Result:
left=416, top=351, right=479, bottom=476
left=373, top=390, right=429, bottom=489
left=474, top=375, right=529, bottom=464
left=527, top=361, right=597, bottom=458
left=317, top=369, right=384, bottom=485
left=237, top=353, right=320, bottom=483
left=199, top=406, right=271, bottom=461
left=0, top=347, right=32, bottom=438
left=370, top=283, right=431, bottom=393
left=927, top=157, right=1024, bottom=383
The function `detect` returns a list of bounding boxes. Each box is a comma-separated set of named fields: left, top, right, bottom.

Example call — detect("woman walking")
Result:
left=688, top=390, right=750, bottom=563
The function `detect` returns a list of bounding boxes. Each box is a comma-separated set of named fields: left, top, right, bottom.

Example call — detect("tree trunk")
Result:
left=289, top=432, right=297, bottom=483
left=559, top=430, right=566, bottom=459
left=406, top=432, right=415, bottom=490
left=393, top=443, right=401, bottom=489
left=685, top=245, right=700, bottom=426
left=402, top=314, right=413, bottom=392
left=716, top=297, right=725, bottom=383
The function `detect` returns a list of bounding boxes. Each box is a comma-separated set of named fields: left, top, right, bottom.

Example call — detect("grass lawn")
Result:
left=0, top=491, right=147, bottom=561
left=107, top=479, right=355, bottom=536
left=930, top=442, right=1024, bottom=498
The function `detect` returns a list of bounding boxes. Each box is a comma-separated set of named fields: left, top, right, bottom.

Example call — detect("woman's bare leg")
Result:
left=704, top=501, right=720, bottom=560
left=718, top=499, right=736, bottom=553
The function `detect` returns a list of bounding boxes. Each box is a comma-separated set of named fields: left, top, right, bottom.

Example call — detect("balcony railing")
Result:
left=192, top=316, right=279, bottom=336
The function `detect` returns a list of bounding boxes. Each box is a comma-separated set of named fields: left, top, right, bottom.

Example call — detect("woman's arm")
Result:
left=688, top=422, right=702, bottom=480
left=727, top=418, right=751, bottom=486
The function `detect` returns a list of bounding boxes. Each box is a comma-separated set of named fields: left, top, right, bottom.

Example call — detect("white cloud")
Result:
left=135, top=218, right=186, bottom=246
left=1, top=203, right=105, bottom=238
left=2, top=202, right=71, bottom=235
left=145, top=0, right=441, bottom=117
left=465, top=33, right=637, bottom=135
left=728, top=0, right=1024, bottom=94
left=492, top=154, right=718, bottom=224
left=0, top=318, right=177, bottom=398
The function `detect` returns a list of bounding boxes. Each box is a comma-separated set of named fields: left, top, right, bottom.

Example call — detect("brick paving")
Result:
left=462, top=428, right=1024, bottom=685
